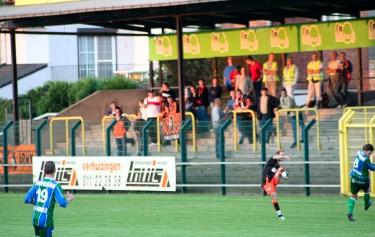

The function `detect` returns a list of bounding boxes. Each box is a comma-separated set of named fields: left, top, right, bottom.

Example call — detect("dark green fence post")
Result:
left=303, top=119, right=316, bottom=196
left=70, top=120, right=82, bottom=156
left=36, top=120, right=48, bottom=156
left=142, top=120, right=154, bottom=156
left=2, top=120, right=14, bottom=193
left=180, top=120, right=191, bottom=194
left=220, top=119, right=232, bottom=196
left=106, top=120, right=117, bottom=156
left=260, top=119, right=272, bottom=165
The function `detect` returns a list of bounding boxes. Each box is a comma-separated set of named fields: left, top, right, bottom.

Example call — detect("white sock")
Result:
left=276, top=210, right=282, bottom=216
left=281, top=171, right=287, bottom=178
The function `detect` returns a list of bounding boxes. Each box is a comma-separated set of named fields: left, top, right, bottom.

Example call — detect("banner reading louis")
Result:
left=32, top=156, right=176, bottom=192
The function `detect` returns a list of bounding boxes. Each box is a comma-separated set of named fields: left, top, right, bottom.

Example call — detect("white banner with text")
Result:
left=32, top=156, right=176, bottom=191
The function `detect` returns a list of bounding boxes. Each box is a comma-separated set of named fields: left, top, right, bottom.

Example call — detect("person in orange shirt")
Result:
left=113, top=106, right=128, bottom=156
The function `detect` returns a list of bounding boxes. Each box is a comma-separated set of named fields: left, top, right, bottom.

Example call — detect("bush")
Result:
left=3, top=77, right=137, bottom=119
left=68, top=77, right=98, bottom=105
left=36, top=81, right=70, bottom=115
left=0, top=98, right=12, bottom=122
left=98, top=76, right=137, bottom=90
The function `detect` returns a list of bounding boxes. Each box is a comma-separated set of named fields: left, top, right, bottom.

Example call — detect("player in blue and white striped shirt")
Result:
left=25, top=161, right=74, bottom=236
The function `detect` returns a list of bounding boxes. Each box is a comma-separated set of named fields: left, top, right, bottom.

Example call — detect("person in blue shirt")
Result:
left=347, top=144, right=375, bottom=221
left=25, top=161, right=74, bottom=236
left=223, top=56, right=237, bottom=92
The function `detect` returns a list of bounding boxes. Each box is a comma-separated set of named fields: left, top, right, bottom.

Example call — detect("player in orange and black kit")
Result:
left=261, top=150, right=290, bottom=220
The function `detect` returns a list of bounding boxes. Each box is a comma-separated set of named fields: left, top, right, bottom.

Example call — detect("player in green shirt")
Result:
left=347, top=144, right=375, bottom=221
left=25, top=161, right=74, bottom=236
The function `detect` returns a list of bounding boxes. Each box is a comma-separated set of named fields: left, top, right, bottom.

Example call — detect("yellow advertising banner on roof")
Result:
left=149, top=17, right=375, bottom=61
left=16, top=0, right=78, bottom=6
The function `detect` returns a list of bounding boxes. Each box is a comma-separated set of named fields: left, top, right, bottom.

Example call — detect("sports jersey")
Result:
left=350, top=150, right=375, bottom=180
left=262, top=157, right=280, bottom=186
left=144, top=97, right=161, bottom=118
left=25, top=178, right=68, bottom=228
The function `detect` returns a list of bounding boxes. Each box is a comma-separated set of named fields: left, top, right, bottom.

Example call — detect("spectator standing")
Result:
left=235, top=66, right=253, bottom=97
left=256, top=88, right=278, bottom=143
left=246, top=55, right=263, bottom=99
left=263, top=53, right=279, bottom=97
left=209, top=77, right=222, bottom=108
left=339, top=52, right=353, bottom=107
left=196, top=79, right=209, bottom=132
left=282, top=57, right=299, bottom=99
left=143, top=89, right=161, bottom=146
left=229, top=65, right=241, bottom=91
left=223, top=56, right=237, bottom=92
left=212, top=98, right=226, bottom=160
left=186, top=86, right=197, bottom=118
left=106, top=101, right=117, bottom=116
left=159, top=82, right=176, bottom=105
left=113, top=106, right=128, bottom=156
left=279, top=88, right=305, bottom=149
left=326, top=51, right=341, bottom=107
left=134, top=110, right=146, bottom=155
left=234, top=89, right=254, bottom=144
left=305, top=52, right=323, bottom=108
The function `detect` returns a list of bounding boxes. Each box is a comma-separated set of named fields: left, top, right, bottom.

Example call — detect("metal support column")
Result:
left=149, top=60, right=154, bottom=88
left=357, top=48, right=363, bottom=106
left=10, top=30, right=19, bottom=145
left=176, top=16, right=186, bottom=121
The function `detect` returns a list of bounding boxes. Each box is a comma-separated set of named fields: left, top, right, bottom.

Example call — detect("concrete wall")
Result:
left=57, top=89, right=149, bottom=121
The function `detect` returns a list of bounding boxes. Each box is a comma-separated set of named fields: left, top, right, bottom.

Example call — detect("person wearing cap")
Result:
left=143, top=89, right=161, bottom=146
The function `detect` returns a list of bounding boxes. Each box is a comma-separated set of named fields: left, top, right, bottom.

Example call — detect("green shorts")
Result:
left=34, top=225, right=54, bottom=237
left=350, top=176, right=370, bottom=194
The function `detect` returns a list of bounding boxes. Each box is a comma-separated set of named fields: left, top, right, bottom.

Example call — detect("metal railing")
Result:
left=50, top=117, right=86, bottom=155
left=1, top=115, right=343, bottom=195
left=343, top=106, right=375, bottom=143
left=101, top=114, right=137, bottom=153
left=50, top=63, right=159, bottom=82
left=231, top=110, right=257, bottom=151
left=276, top=108, right=321, bottom=150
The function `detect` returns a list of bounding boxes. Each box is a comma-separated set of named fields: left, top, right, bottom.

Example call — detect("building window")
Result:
left=78, top=36, right=116, bottom=78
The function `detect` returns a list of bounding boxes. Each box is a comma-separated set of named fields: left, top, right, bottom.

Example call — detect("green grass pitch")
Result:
left=1, top=193, right=374, bottom=236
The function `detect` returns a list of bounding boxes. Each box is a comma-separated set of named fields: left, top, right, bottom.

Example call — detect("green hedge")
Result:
left=0, top=77, right=137, bottom=121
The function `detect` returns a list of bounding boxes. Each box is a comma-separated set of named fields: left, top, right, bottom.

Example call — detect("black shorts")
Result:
left=350, top=176, right=370, bottom=194
left=34, top=225, right=54, bottom=237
